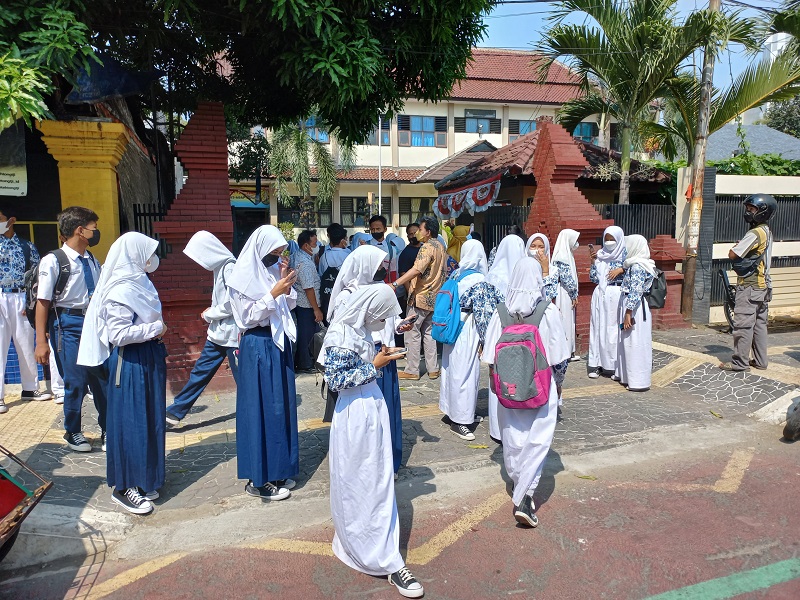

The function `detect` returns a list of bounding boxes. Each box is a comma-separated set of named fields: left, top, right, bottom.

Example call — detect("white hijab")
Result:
left=78, top=232, right=161, bottom=367
left=454, top=239, right=487, bottom=296
left=525, top=232, right=551, bottom=261
left=184, top=230, right=235, bottom=307
left=327, top=245, right=387, bottom=321
left=226, top=225, right=295, bottom=349
left=595, top=225, right=626, bottom=293
left=321, top=285, right=401, bottom=365
left=486, top=235, right=526, bottom=296
left=550, top=228, right=579, bottom=284
left=623, top=234, right=657, bottom=276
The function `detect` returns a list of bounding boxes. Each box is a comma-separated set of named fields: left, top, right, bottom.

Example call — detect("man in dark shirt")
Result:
left=397, top=223, right=422, bottom=323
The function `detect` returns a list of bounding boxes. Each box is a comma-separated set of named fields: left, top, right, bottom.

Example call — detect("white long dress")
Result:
left=554, top=287, right=576, bottom=355
left=330, top=379, right=404, bottom=576
left=588, top=285, right=622, bottom=371
left=439, top=312, right=481, bottom=425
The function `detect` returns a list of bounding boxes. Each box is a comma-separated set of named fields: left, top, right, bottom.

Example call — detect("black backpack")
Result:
left=645, top=268, right=667, bottom=310
left=319, top=264, right=340, bottom=320
left=24, top=249, right=71, bottom=328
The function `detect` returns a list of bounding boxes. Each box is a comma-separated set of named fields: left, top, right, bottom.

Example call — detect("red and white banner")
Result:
left=434, top=174, right=502, bottom=218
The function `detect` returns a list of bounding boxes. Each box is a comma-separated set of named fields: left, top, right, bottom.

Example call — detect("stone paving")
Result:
left=2, top=325, right=798, bottom=522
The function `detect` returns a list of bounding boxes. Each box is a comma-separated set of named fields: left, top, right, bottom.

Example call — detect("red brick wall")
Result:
left=152, top=102, right=235, bottom=393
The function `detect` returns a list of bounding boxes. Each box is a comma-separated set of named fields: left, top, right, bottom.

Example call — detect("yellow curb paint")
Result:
left=243, top=538, right=334, bottom=557
left=650, top=356, right=704, bottom=388
left=85, top=552, right=188, bottom=600
left=713, top=448, right=754, bottom=494
left=405, top=490, right=508, bottom=566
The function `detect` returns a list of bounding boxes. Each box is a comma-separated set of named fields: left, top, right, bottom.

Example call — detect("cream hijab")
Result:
left=326, top=245, right=387, bottom=321
left=623, top=234, right=657, bottom=276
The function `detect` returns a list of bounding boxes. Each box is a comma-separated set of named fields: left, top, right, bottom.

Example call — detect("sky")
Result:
left=480, top=0, right=788, bottom=89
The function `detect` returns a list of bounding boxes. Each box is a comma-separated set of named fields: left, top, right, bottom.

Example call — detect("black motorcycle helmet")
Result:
left=743, top=193, right=778, bottom=224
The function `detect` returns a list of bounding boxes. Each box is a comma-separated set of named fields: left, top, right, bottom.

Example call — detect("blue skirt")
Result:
left=376, top=344, right=403, bottom=473
left=237, top=328, right=299, bottom=486
left=106, top=340, right=167, bottom=492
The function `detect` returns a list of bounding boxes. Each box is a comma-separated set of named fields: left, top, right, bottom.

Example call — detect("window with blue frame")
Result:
left=305, top=116, right=329, bottom=143
left=366, top=119, right=390, bottom=145
left=398, top=115, right=447, bottom=147
left=509, top=119, right=536, bottom=143
left=572, top=122, right=599, bottom=144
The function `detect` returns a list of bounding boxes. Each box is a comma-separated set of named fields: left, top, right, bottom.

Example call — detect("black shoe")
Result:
left=64, top=432, right=91, bottom=452
left=556, top=406, right=563, bottom=422
left=111, top=487, right=154, bottom=515
left=165, top=413, right=181, bottom=427
left=22, top=390, right=53, bottom=401
left=295, top=368, right=315, bottom=375
left=389, top=567, right=424, bottom=598
left=450, top=423, right=475, bottom=441
left=588, top=367, right=601, bottom=379
left=245, top=481, right=291, bottom=501
left=514, top=495, right=539, bottom=527
left=101, top=430, right=107, bottom=452
left=490, top=435, right=502, bottom=446
left=275, top=478, right=297, bottom=490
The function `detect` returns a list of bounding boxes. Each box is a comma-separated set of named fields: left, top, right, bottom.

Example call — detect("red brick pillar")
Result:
left=523, top=121, right=615, bottom=353
left=152, top=102, right=235, bottom=393
left=648, top=235, right=689, bottom=330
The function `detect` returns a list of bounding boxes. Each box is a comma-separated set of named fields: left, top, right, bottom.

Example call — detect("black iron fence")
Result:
left=486, top=205, right=530, bottom=251
left=710, top=256, right=800, bottom=305
left=132, top=204, right=169, bottom=257
left=714, top=195, right=800, bottom=243
left=593, top=203, right=676, bottom=240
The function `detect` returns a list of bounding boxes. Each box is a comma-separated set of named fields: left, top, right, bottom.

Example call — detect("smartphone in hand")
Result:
left=386, top=348, right=408, bottom=358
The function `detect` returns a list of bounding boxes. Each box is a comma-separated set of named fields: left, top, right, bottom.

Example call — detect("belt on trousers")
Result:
left=56, top=307, right=88, bottom=316
left=606, top=282, right=623, bottom=287
left=1, top=288, right=23, bottom=293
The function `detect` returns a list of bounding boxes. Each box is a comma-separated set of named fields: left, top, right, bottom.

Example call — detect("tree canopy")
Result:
left=2, top=0, right=495, bottom=143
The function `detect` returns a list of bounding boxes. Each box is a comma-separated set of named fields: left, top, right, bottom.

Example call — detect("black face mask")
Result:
left=373, top=267, right=387, bottom=282
left=262, top=254, right=280, bottom=268
left=743, top=210, right=756, bottom=224
left=371, top=231, right=384, bottom=242
left=84, top=228, right=101, bottom=247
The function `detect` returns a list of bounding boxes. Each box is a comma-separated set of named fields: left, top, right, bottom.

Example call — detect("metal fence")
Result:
left=593, top=204, right=676, bottom=240
left=132, top=204, right=169, bottom=257
left=486, top=205, right=530, bottom=251
left=714, top=195, right=800, bottom=243
left=709, top=256, right=800, bottom=305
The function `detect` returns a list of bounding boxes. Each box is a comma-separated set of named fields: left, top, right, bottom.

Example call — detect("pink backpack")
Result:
left=491, top=302, right=552, bottom=410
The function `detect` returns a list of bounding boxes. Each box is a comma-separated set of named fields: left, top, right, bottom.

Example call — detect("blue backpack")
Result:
left=431, top=269, right=478, bottom=345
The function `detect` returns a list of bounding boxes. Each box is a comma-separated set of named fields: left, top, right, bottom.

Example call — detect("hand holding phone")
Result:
left=396, top=314, right=418, bottom=333
left=386, top=347, right=408, bottom=358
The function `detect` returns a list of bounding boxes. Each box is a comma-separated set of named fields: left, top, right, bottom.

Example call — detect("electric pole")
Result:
left=681, top=0, right=721, bottom=319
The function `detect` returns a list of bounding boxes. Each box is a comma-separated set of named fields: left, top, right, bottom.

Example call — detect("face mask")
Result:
left=373, top=267, right=387, bottom=282
left=84, top=228, right=101, bottom=247
left=0, top=221, right=9, bottom=235
left=371, top=231, right=384, bottom=242
left=572, top=241, right=580, bottom=252
left=365, top=320, right=385, bottom=332
left=603, top=240, right=617, bottom=251
left=416, top=231, right=427, bottom=242
left=528, top=247, right=542, bottom=258
left=743, top=210, right=755, bottom=224
left=145, top=255, right=160, bottom=273
left=311, top=244, right=320, bottom=256
left=262, top=254, right=280, bottom=268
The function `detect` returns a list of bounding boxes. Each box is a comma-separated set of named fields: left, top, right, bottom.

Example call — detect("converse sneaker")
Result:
left=245, top=481, right=291, bottom=501
left=101, top=431, right=107, bottom=452
left=450, top=423, right=475, bottom=441
left=610, top=374, right=621, bottom=382
left=112, top=487, right=154, bottom=515
left=588, top=367, right=601, bottom=379
left=22, top=390, right=53, bottom=401
left=64, top=432, right=91, bottom=452
left=569, top=353, right=581, bottom=362
left=0, top=399, right=7, bottom=414
left=165, top=413, right=181, bottom=427
left=389, top=567, right=424, bottom=598
left=54, top=395, right=64, bottom=405
left=514, top=494, right=539, bottom=528
left=275, top=478, right=296, bottom=490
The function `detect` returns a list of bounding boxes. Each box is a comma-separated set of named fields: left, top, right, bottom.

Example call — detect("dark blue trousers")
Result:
left=166, top=339, right=239, bottom=420
left=294, top=306, right=318, bottom=370
left=376, top=343, right=403, bottom=473
left=50, top=313, right=108, bottom=434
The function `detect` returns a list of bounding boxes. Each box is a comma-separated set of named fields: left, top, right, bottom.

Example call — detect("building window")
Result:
left=366, top=119, right=390, bottom=146
left=509, top=119, right=536, bottom=143
left=305, top=116, right=329, bottom=143
left=398, top=115, right=447, bottom=147
left=340, top=197, right=390, bottom=228
left=277, top=197, right=332, bottom=228
left=573, top=122, right=599, bottom=144
left=399, top=197, right=434, bottom=227
left=455, top=115, right=501, bottom=135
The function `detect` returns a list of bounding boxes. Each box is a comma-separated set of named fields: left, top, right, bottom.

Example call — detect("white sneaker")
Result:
left=588, top=367, right=601, bottom=379
left=112, top=488, right=154, bottom=515
left=0, top=399, right=7, bottom=414
left=54, top=395, right=64, bottom=405
left=389, top=567, right=424, bottom=598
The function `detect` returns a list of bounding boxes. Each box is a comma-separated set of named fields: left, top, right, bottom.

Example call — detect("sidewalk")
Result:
left=1, top=323, right=798, bottom=578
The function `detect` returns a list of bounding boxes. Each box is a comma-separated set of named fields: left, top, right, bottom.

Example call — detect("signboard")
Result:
left=0, top=120, right=27, bottom=196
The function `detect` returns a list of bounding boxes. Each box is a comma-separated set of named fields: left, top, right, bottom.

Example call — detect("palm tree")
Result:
left=538, top=0, right=756, bottom=204
left=640, top=51, right=800, bottom=161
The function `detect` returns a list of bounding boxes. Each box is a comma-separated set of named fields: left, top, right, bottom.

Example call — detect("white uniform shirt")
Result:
left=105, top=302, right=164, bottom=346
left=368, top=236, right=405, bottom=280
left=37, top=244, right=101, bottom=309
left=318, top=246, right=350, bottom=276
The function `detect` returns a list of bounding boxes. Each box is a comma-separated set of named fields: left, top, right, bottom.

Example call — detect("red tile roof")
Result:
left=293, top=167, right=426, bottom=182
left=413, top=140, right=498, bottom=183
left=450, top=49, right=584, bottom=104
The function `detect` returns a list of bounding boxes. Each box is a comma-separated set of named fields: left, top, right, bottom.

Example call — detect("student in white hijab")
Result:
left=78, top=232, right=166, bottom=516
left=227, top=225, right=299, bottom=501
left=526, top=232, right=559, bottom=301
left=321, top=285, right=424, bottom=599
left=165, top=231, right=239, bottom=427
left=484, top=234, right=526, bottom=441
left=588, top=225, right=627, bottom=378
left=614, top=234, right=656, bottom=392
left=439, top=240, right=501, bottom=441
left=482, top=257, right=570, bottom=528
left=550, top=229, right=581, bottom=360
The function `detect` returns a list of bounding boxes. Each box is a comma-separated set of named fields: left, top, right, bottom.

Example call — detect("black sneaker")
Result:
left=588, top=367, right=601, bottom=379
left=165, top=413, right=181, bottom=427
left=389, top=566, right=424, bottom=598
left=111, top=487, right=154, bottom=515
left=275, top=478, right=297, bottom=490
left=22, top=390, right=53, bottom=401
left=64, top=432, right=91, bottom=452
left=101, top=430, right=107, bottom=452
left=245, top=481, right=291, bottom=501
left=514, top=494, right=539, bottom=528
left=450, top=423, right=475, bottom=441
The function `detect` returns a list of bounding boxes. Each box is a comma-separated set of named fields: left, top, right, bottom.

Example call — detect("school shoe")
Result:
left=22, top=390, right=53, bottom=401
left=749, top=360, right=767, bottom=371
left=245, top=481, right=291, bottom=501
left=398, top=372, right=420, bottom=381
left=64, top=432, right=92, bottom=452
left=610, top=374, right=621, bottom=382
left=450, top=423, right=475, bottom=441
left=427, top=371, right=440, bottom=380
left=588, top=367, right=601, bottom=379
left=53, top=395, right=64, bottom=405
left=140, top=489, right=159, bottom=501
left=276, top=478, right=296, bottom=490
left=569, top=354, right=581, bottom=362
left=626, top=387, right=650, bottom=393
left=112, top=488, right=154, bottom=515
left=101, top=431, right=107, bottom=452
left=514, top=495, right=539, bottom=528
left=0, top=400, right=7, bottom=414
left=389, top=567, right=424, bottom=598
left=165, top=413, right=181, bottom=427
